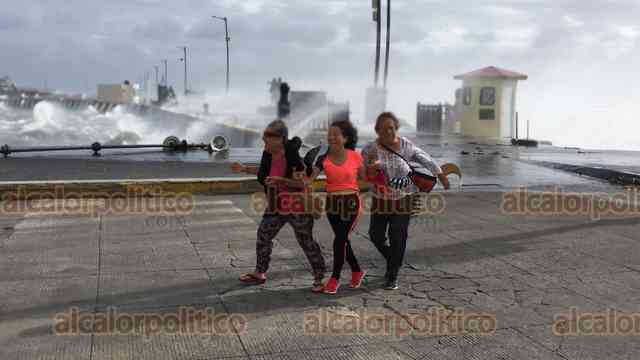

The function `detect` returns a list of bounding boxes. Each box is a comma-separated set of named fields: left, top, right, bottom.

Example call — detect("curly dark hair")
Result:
left=375, top=111, right=401, bottom=132
left=330, top=119, right=358, bottom=150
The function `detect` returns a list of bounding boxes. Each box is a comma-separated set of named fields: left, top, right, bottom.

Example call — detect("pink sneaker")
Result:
left=349, top=271, right=367, bottom=288
left=323, top=277, right=340, bottom=294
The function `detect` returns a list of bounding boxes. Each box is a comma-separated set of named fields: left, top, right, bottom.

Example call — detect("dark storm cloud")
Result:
left=0, top=13, right=28, bottom=31
left=134, top=17, right=186, bottom=41
left=1, top=0, right=639, bottom=127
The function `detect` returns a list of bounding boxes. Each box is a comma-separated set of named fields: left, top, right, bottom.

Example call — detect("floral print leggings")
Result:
left=255, top=213, right=326, bottom=280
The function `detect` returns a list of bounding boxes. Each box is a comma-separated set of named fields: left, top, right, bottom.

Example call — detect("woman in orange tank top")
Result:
left=305, top=120, right=367, bottom=294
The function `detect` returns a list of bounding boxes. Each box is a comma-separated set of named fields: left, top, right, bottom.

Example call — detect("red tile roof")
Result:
left=454, top=66, right=528, bottom=80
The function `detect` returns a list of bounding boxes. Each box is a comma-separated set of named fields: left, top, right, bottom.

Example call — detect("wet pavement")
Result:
left=1, top=132, right=636, bottom=194
left=1, top=131, right=640, bottom=359
left=2, top=192, right=640, bottom=359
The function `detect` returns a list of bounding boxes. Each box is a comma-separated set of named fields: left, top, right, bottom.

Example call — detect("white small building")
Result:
left=453, top=66, right=527, bottom=141
left=97, top=82, right=135, bottom=104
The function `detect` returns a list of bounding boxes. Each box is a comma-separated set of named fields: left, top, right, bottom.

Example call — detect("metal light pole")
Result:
left=144, top=72, right=150, bottom=104
left=212, top=16, right=230, bottom=94
left=373, top=0, right=381, bottom=88
left=178, top=46, right=188, bottom=96
left=383, top=0, right=391, bottom=89
left=162, top=59, right=168, bottom=86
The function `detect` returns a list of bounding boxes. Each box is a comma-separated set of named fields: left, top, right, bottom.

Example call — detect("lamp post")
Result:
left=372, top=0, right=381, bottom=88
left=162, top=59, right=168, bottom=86
left=212, top=15, right=230, bottom=94
left=383, top=0, right=391, bottom=89
left=366, top=0, right=389, bottom=125
left=178, top=46, right=188, bottom=95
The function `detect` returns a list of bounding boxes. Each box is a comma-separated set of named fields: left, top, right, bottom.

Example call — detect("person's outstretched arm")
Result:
left=408, top=142, right=450, bottom=190
left=268, top=171, right=306, bottom=189
left=230, top=162, right=258, bottom=175
left=304, top=166, right=322, bottom=186
left=360, top=144, right=382, bottom=181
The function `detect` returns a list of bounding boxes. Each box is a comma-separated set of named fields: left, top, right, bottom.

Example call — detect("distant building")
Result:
left=416, top=102, right=454, bottom=134
left=453, top=66, right=527, bottom=140
left=155, top=84, right=177, bottom=106
left=97, top=81, right=135, bottom=104
left=417, top=103, right=444, bottom=133
left=0, top=76, right=17, bottom=95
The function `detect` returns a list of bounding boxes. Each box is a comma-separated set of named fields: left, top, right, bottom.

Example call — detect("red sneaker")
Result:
left=323, top=277, right=340, bottom=294
left=349, top=271, right=367, bottom=288
left=239, top=273, right=266, bottom=285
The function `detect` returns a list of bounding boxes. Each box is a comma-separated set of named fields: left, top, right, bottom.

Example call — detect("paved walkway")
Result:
left=2, top=191, right=640, bottom=359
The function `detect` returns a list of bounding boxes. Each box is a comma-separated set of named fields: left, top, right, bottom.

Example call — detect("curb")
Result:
left=0, top=177, right=372, bottom=200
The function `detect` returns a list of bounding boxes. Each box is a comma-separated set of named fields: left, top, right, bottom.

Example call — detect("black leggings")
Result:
left=368, top=195, right=413, bottom=281
left=325, top=193, right=362, bottom=280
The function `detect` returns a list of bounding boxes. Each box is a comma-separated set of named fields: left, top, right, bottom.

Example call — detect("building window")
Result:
left=463, top=87, right=472, bottom=105
left=479, top=109, right=495, bottom=120
left=480, top=87, right=495, bottom=106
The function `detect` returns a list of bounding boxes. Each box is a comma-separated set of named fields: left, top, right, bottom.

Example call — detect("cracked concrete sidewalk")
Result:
left=2, top=191, right=640, bottom=359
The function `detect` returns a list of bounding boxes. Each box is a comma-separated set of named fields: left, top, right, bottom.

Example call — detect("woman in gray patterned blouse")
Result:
left=361, top=112, right=450, bottom=290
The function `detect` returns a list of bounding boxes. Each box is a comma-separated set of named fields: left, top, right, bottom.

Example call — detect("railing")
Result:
left=0, top=135, right=231, bottom=158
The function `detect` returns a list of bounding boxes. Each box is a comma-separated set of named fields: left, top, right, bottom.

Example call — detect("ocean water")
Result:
left=0, top=100, right=252, bottom=149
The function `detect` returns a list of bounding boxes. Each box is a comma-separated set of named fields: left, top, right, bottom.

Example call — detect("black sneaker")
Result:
left=384, top=279, right=399, bottom=290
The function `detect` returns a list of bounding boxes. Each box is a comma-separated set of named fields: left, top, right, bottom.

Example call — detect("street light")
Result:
left=372, top=0, right=392, bottom=89
left=161, top=59, right=168, bottom=86
left=372, top=0, right=381, bottom=87
left=212, top=15, right=230, bottom=94
left=383, top=0, right=391, bottom=89
left=177, top=46, right=188, bottom=96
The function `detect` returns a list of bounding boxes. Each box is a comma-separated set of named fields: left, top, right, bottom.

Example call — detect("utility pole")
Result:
left=143, top=72, right=149, bottom=104
left=373, top=0, right=381, bottom=87
left=162, top=59, right=168, bottom=86
left=212, top=16, right=231, bottom=94
left=383, top=0, right=391, bottom=89
left=177, top=46, right=188, bottom=95
left=366, top=0, right=389, bottom=125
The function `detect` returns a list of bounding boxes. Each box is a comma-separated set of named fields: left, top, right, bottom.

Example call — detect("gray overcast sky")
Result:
left=2, top=0, right=640, bottom=149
